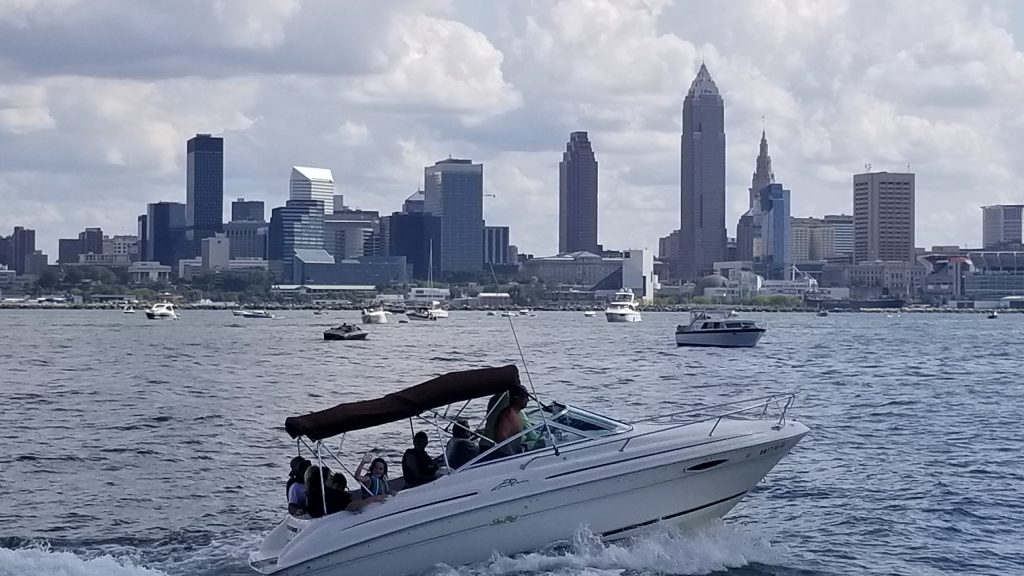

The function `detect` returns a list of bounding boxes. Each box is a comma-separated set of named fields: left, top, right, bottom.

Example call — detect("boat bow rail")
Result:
left=516, top=392, right=797, bottom=471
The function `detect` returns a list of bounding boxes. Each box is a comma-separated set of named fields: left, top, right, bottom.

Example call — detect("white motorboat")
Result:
left=987, top=310, right=999, bottom=319
left=250, top=365, right=808, bottom=576
left=675, top=310, right=765, bottom=348
left=584, top=310, right=597, bottom=317
left=122, top=305, right=135, bottom=314
left=144, top=302, right=178, bottom=320
left=234, top=309, right=275, bottom=319
left=361, top=307, right=388, bottom=324
left=604, top=289, right=642, bottom=323
left=427, top=301, right=448, bottom=319
left=500, top=311, right=518, bottom=318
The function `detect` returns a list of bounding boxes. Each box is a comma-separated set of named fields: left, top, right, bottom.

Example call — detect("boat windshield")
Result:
left=532, top=403, right=630, bottom=438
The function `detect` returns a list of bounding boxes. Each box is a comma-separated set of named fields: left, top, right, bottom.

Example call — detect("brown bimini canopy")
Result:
left=284, top=365, right=522, bottom=441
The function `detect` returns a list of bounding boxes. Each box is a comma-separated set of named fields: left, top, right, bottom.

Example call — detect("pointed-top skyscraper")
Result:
left=736, top=129, right=775, bottom=261
left=559, top=131, right=599, bottom=254
left=679, top=63, right=726, bottom=280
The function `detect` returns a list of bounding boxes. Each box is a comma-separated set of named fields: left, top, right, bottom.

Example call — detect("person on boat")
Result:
left=286, top=457, right=312, bottom=516
left=445, top=419, right=478, bottom=470
left=494, top=386, right=530, bottom=455
left=402, top=431, right=438, bottom=488
left=306, top=466, right=386, bottom=518
left=354, top=454, right=391, bottom=496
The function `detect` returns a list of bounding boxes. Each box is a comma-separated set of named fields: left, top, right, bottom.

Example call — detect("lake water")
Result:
left=1, top=310, right=1021, bottom=576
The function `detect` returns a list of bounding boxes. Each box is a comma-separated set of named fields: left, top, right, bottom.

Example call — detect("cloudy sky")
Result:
left=2, top=0, right=1024, bottom=258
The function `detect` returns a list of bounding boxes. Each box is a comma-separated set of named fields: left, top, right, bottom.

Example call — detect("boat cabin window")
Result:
left=725, top=322, right=741, bottom=329
left=702, top=322, right=713, bottom=329
left=536, top=404, right=630, bottom=437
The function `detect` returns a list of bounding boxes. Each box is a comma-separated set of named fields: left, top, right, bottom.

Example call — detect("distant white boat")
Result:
left=988, top=310, right=999, bottom=319
left=123, top=305, right=135, bottom=314
left=234, top=309, right=275, bottom=319
left=675, top=310, right=765, bottom=348
left=361, top=306, right=388, bottom=324
left=145, top=302, right=179, bottom=320
left=584, top=310, right=597, bottom=318
left=605, top=289, right=642, bottom=323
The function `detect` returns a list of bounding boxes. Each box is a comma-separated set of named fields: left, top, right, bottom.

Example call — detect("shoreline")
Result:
left=0, top=304, right=1018, bottom=314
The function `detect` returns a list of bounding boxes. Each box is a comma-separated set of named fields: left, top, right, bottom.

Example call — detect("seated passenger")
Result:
left=445, top=419, right=478, bottom=470
left=286, top=457, right=312, bottom=516
left=402, top=431, right=438, bottom=488
left=494, top=386, right=530, bottom=456
left=354, top=453, right=391, bottom=496
left=307, top=466, right=387, bottom=518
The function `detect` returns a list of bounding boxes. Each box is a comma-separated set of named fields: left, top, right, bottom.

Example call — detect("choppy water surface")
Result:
left=1, top=310, right=1021, bottom=576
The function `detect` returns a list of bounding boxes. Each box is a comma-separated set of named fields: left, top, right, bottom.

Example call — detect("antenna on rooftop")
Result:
left=864, top=163, right=872, bottom=172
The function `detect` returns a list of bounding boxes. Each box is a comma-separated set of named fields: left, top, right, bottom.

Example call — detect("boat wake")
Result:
left=0, top=542, right=166, bottom=576
left=429, top=520, right=784, bottom=576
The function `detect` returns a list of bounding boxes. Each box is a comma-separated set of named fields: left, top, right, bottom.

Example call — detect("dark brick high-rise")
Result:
left=679, top=63, right=727, bottom=280
left=559, top=131, right=598, bottom=254
left=186, top=134, right=224, bottom=257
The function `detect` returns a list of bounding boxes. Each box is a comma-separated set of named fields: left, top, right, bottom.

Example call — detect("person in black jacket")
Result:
left=402, top=431, right=438, bottom=488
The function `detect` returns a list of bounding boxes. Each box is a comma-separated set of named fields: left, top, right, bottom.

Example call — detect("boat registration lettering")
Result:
left=490, top=478, right=529, bottom=491
left=758, top=442, right=785, bottom=456
left=490, top=515, right=519, bottom=525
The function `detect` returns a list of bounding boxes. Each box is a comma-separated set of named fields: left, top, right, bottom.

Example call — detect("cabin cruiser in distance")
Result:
left=250, top=365, right=807, bottom=576
left=604, top=288, right=642, bottom=322
left=144, top=302, right=178, bottom=320
left=675, top=310, right=766, bottom=347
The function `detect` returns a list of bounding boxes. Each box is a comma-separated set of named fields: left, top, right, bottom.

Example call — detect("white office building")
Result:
left=290, top=166, right=335, bottom=215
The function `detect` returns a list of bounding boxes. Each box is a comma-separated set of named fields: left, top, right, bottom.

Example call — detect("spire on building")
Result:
left=687, top=63, right=720, bottom=97
left=749, top=129, right=775, bottom=211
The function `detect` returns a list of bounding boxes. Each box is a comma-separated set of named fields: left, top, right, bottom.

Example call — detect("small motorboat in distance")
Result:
left=817, top=310, right=829, bottom=317
left=675, top=310, right=765, bottom=348
left=123, top=305, right=135, bottom=314
left=988, top=310, right=999, bottom=319
left=361, top=306, right=388, bottom=324
left=584, top=310, right=597, bottom=318
left=144, top=302, right=179, bottom=320
left=249, top=365, right=808, bottom=576
left=234, top=309, right=275, bottom=319
left=323, top=324, right=368, bottom=341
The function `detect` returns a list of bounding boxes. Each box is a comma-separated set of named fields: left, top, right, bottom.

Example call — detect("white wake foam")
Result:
left=430, top=520, right=783, bottom=576
left=0, top=543, right=168, bottom=576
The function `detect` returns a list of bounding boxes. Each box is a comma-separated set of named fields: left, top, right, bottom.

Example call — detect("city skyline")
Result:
left=2, top=2, right=1024, bottom=258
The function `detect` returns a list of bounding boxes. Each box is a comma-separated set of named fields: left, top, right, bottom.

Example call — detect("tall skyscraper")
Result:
left=424, top=158, right=484, bottom=275
left=290, top=167, right=335, bottom=215
left=146, top=202, right=187, bottom=267
left=11, top=227, right=36, bottom=275
left=759, top=184, right=791, bottom=279
left=853, top=172, right=915, bottom=263
left=679, top=63, right=727, bottom=279
left=736, top=130, right=775, bottom=262
left=186, top=134, right=224, bottom=256
left=231, top=198, right=265, bottom=222
left=981, top=204, right=1023, bottom=248
left=559, top=131, right=599, bottom=254
left=268, top=199, right=325, bottom=283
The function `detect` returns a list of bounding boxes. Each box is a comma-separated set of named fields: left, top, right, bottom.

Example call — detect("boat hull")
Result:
left=605, top=311, right=642, bottom=323
left=675, top=328, right=765, bottom=347
left=145, top=312, right=176, bottom=320
left=361, top=314, right=388, bottom=324
left=323, top=331, right=369, bottom=341
left=256, top=420, right=807, bottom=576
